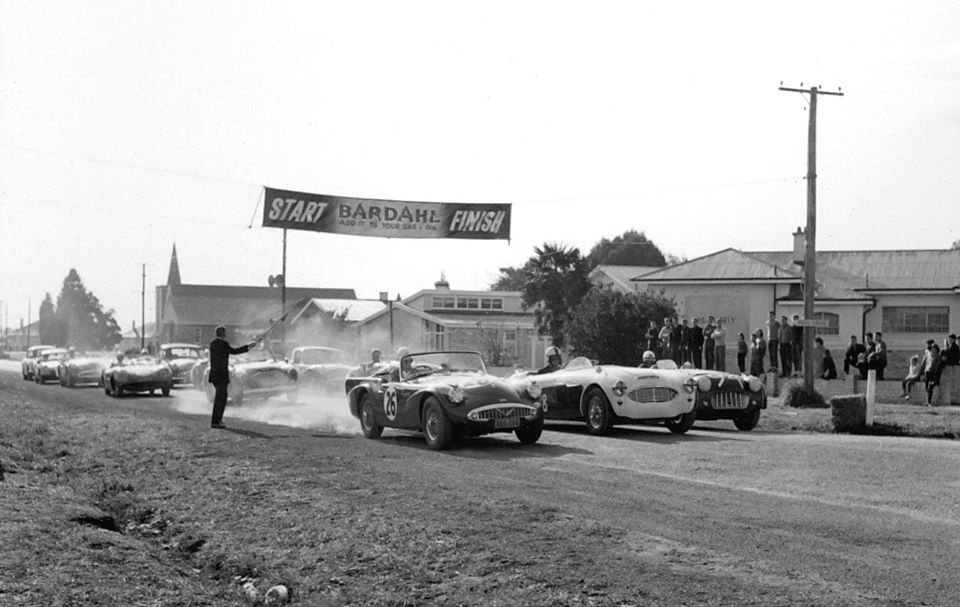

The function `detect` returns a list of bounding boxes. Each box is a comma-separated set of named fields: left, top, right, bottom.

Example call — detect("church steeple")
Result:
left=167, top=243, right=182, bottom=286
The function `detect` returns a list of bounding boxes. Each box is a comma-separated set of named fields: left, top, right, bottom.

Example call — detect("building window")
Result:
left=480, top=297, right=503, bottom=310
left=424, top=321, right=445, bottom=350
left=504, top=329, right=518, bottom=355
left=812, top=312, right=839, bottom=336
left=456, top=297, right=479, bottom=309
left=882, top=306, right=949, bottom=334
left=432, top=296, right=455, bottom=309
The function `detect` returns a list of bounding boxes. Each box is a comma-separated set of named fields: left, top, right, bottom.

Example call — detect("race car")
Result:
left=34, top=348, right=70, bottom=384
left=21, top=345, right=55, bottom=380
left=346, top=350, right=545, bottom=450
left=58, top=351, right=111, bottom=387
left=202, top=348, right=298, bottom=406
left=511, top=356, right=698, bottom=435
left=158, top=342, right=204, bottom=385
left=102, top=353, right=174, bottom=397
left=290, top=346, right=359, bottom=394
left=680, top=366, right=767, bottom=430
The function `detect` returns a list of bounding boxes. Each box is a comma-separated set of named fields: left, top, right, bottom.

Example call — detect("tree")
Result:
left=54, top=269, right=122, bottom=350
left=565, top=286, right=676, bottom=365
left=489, top=266, right=528, bottom=291
left=38, top=294, right=57, bottom=345
left=952, top=239, right=960, bottom=250
left=586, top=229, right=667, bottom=269
left=520, top=243, right=590, bottom=348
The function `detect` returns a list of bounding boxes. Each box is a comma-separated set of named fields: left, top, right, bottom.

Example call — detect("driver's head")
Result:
left=544, top=345, right=562, bottom=368
left=641, top=350, right=656, bottom=367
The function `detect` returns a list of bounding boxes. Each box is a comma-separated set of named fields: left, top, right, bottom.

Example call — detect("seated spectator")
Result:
left=855, top=352, right=869, bottom=380
left=821, top=349, right=837, bottom=380
left=901, top=354, right=922, bottom=400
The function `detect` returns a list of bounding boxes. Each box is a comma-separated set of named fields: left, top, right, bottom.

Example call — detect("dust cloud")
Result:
left=170, top=388, right=361, bottom=435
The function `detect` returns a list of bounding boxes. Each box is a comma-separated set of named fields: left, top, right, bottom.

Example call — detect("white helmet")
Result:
left=544, top=346, right=561, bottom=358
left=642, top=350, right=656, bottom=363
left=397, top=346, right=411, bottom=358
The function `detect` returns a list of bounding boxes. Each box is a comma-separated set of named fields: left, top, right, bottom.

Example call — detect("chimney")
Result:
left=434, top=272, right=450, bottom=290
left=792, top=227, right=805, bottom=265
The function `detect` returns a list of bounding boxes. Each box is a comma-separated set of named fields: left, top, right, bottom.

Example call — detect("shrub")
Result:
left=781, top=382, right=828, bottom=408
left=830, top=395, right=866, bottom=433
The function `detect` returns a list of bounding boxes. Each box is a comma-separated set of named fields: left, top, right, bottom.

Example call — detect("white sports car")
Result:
left=512, top=357, right=698, bottom=435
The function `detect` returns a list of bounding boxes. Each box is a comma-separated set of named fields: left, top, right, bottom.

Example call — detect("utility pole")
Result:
left=27, top=296, right=31, bottom=349
left=281, top=229, right=287, bottom=347
left=779, top=83, right=844, bottom=392
left=141, top=263, right=147, bottom=351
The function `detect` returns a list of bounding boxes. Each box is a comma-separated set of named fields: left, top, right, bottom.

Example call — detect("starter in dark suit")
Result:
left=209, top=326, right=257, bottom=428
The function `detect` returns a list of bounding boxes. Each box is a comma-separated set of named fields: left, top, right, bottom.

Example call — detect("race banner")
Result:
left=262, top=187, right=511, bottom=240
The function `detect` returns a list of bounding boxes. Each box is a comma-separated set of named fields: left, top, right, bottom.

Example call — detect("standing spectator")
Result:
left=690, top=318, right=704, bottom=369
left=713, top=320, right=727, bottom=372
left=658, top=317, right=674, bottom=363
left=791, top=315, right=804, bottom=377
left=679, top=318, right=692, bottom=366
left=703, top=316, right=717, bottom=370
left=645, top=320, right=660, bottom=358
left=922, top=340, right=942, bottom=406
left=812, top=337, right=825, bottom=378
left=821, top=349, right=838, bottom=380
left=843, top=335, right=866, bottom=376
left=670, top=317, right=683, bottom=365
left=749, top=329, right=767, bottom=377
left=736, top=332, right=748, bottom=373
left=871, top=331, right=888, bottom=380
left=942, top=333, right=960, bottom=367
left=778, top=316, right=793, bottom=377
left=209, top=325, right=258, bottom=429
left=901, top=354, right=922, bottom=400
left=765, top=311, right=779, bottom=373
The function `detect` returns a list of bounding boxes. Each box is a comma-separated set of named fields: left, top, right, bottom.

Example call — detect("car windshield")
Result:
left=233, top=349, right=279, bottom=364
left=163, top=347, right=201, bottom=359
left=296, top=348, right=344, bottom=364
left=400, top=351, right=486, bottom=380
left=122, top=356, right=160, bottom=366
left=41, top=350, right=68, bottom=361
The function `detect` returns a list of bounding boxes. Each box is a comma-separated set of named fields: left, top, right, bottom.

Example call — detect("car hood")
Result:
left=232, top=361, right=292, bottom=373
left=407, top=372, right=531, bottom=403
left=116, top=365, right=169, bottom=379
left=67, top=358, right=109, bottom=371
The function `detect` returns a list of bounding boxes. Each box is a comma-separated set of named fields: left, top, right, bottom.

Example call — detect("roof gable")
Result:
left=635, top=248, right=802, bottom=282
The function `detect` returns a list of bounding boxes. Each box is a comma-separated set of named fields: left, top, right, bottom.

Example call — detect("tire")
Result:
left=359, top=392, right=383, bottom=439
left=584, top=387, right=612, bottom=435
left=733, top=407, right=761, bottom=431
left=161, top=385, right=171, bottom=397
left=66, top=373, right=75, bottom=388
left=422, top=397, right=453, bottom=450
left=666, top=410, right=696, bottom=434
left=113, top=380, right=124, bottom=398
left=103, top=376, right=112, bottom=395
left=515, top=415, right=543, bottom=445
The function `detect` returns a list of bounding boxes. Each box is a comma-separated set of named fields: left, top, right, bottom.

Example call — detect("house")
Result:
left=588, top=265, right=658, bottom=292
left=154, top=244, right=357, bottom=347
left=352, top=275, right=545, bottom=370
left=625, top=246, right=960, bottom=374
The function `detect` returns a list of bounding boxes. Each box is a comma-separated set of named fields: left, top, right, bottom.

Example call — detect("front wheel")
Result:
left=161, top=385, right=171, bottom=397
left=515, top=416, right=543, bottom=444
left=113, top=381, right=124, bottom=398
left=666, top=410, right=696, bottom=434
left=584, top=387, right=612, bottom=435
left=359, top=392, right=383, bottom=438
left=422, top=397, right=453, bottom=450
left=733, top=407, right=761, bottom=431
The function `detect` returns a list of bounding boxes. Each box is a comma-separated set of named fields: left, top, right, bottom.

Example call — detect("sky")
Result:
left=2, top=1, right=959, bottom=332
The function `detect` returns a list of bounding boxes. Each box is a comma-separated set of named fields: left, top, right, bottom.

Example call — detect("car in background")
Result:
left=290, top=346, right=359, bottom=394
left=510, top=357, right=698, bottom=435
left=158, top=342, right=204, bottom=385
left=21, top=344, right=55, bottom=380
left=102, top=353, right=174, bottom=397
left=202, top=348, right=298, bottom=406
left=58, top=351, right=112, bottom=388
left=346, top=350, right=545, bottom=450
left=681, top=367, right=767, bottom=431
left=34, top=348, right=70, bottom=384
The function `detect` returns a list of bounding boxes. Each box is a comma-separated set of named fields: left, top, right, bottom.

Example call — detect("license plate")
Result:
left=494, top=417, right=520, bottom=429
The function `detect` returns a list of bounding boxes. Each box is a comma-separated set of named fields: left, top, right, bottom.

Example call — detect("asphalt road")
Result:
left=4, top=359, right=959, bottom=605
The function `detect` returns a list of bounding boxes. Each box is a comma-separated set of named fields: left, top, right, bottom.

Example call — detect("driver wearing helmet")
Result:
left=640, top=350, right=657, bottom=368
left=537, top=345, right=563, bottom=374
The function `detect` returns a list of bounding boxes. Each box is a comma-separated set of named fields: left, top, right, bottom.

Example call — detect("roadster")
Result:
left=680, top=367, right=767, bottom=431
left=346, top=350, right=545, bottom=450
left=102, top=353, right=174, bottom=397
left=203, top=348, right=298, bottom=406
left=290, top=346, right=358, bottom=394
left=158, top=343, right=204, bottom=385
left=34, top=348, right=69, bottom=384
left=58, top=352, right=111, bottom=387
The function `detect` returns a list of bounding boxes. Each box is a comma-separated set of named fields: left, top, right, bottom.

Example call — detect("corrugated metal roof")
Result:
left=635, top=248, right=802, bottom=281
left=163, top=284, right=357, bottom=326
left=589, top=265, right=659, bottom=289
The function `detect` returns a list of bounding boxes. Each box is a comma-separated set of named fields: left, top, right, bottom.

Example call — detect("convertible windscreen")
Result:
left=401, top=352, right=486, bottom=379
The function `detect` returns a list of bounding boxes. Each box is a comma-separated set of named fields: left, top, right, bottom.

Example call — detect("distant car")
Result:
left=102, top=354, right=174, bottom=397
left=191, top=358, right=210, bottom=391
left=158, top=343, right=204, bottom=385
left=34, top=348, right=70, bottom=384
left=510, top=357, right=698, bottom=435
left=21, top=345, right=56, bottom=380
left=58, top=352, right=111, bottom=388
left=682, top=367, right=767, bottom=431
left=203, top=348, right=298, bottom=406
left=290, top=346, right=359, bottom=394
left=346, top=350, right=545, bottom=450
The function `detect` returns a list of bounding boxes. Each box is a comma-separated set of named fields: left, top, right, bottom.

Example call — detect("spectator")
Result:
left=670, top=317, right=683, bottom=365
left=703, top=316, right=717, bottom=370
left=812, top=337, right=825, bottom=377
left=791, top=315, right=804, bottom=377
left=645, top=320, right=660, bottom=358
left=867, top=332, right=887, bottom=380
left=690, top=318, right=704, bottom=369
left=855, top=352, right=869, bottom=380
left=921, top=340, right=942, bottom=406
left=765, top=311, right=779, bottom=373
left=749, top=329, right=767, bottom=377
left=778, top=316, right=793, bottom=377
left=901, top=354, right=922, bottom=400
left=658, top=317, right=674, bottom=363
left=713, top=320, right=727, bottom=372
left=942, top=333, right=960, bottom=367
left=821, top=349, right=837, bottom=380
left=736, top=332, right=748, bottom=373
left=679, top=318, right=692, bottom=366
left=843, top=335, right=866, bottom=376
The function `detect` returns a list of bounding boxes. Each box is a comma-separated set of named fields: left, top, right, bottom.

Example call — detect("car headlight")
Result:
left=697, top=376, right=712, bottom=392
left=448, top=384, right=465, bottom=404
left=748, top=377, right=762, bottom=392
left=526, top=381, right=542, bottom=400
left=612, top=380, right=627, bottom=397
left=683, top=378, right=697, bottom=393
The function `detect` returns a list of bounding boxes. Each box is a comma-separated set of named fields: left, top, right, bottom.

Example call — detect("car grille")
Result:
left=249, top=371, right=290, bottom=388
left=626, top=387, right=678, bottom=403
left=468, top=404, right=537, bottom=421
left=710, top=392, right=749, bottom=409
